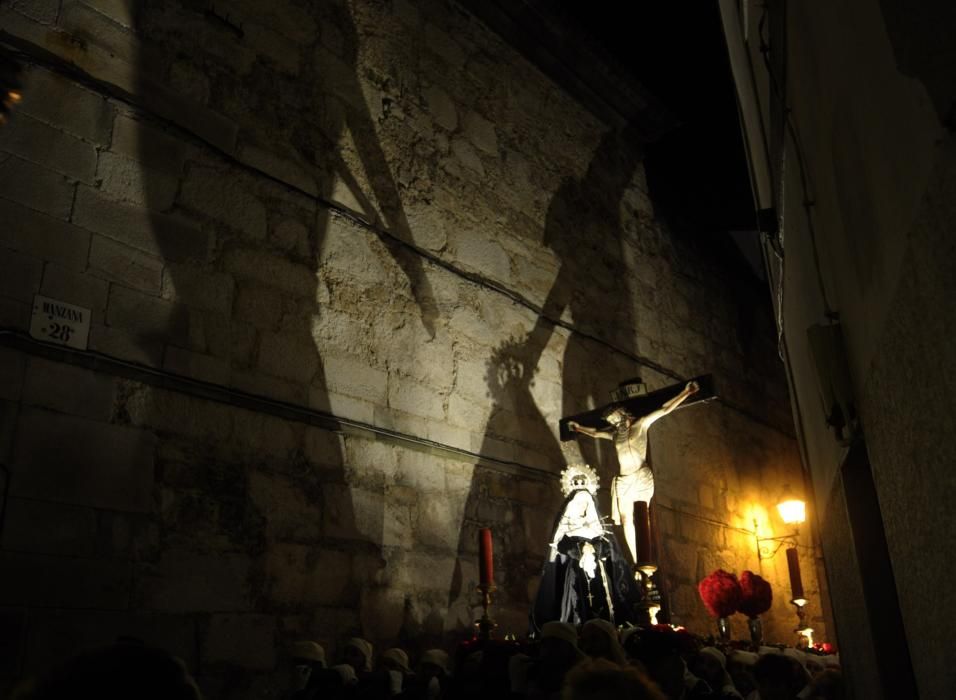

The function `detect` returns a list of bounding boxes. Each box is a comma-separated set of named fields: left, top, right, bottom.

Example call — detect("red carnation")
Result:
left=738, top=570, right=773, bottom=617
left=698, top=569, right=742, bottom=618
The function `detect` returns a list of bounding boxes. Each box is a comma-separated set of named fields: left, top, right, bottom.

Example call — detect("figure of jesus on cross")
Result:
left=564, top=377, right=707, bottom=567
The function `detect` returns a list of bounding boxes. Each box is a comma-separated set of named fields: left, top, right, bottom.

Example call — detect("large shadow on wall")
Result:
left=129, top=0, right=435, bottom=693
left=449, top=122, right=648, bottom=633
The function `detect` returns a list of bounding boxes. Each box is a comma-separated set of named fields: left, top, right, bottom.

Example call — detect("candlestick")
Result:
left=634, top=501, right=652, bottom=562
left=478, top=528, right=494, bottom=586
left=786, top=546, right=806, bottom=605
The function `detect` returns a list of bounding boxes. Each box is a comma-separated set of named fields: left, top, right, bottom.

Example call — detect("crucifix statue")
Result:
left=560, top=374, right=715, bottom=567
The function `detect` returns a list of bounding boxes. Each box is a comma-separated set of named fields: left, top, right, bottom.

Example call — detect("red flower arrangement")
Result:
left=698, top=569, right=741, bottom=618
left=738, top=570, right=773, bottom=618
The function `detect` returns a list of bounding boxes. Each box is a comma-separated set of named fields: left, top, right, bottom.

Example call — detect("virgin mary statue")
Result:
left=531, top=464, right=641, bottom=633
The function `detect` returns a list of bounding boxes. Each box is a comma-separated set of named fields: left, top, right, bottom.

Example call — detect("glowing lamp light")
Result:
left=777, top=498, right=806, bottom=525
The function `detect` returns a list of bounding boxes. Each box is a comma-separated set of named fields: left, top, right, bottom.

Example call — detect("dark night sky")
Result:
left=566, top=2, right=757, bottom=237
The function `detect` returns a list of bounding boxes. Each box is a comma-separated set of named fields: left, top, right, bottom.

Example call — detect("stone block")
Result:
left=110, top=113, right=187, bottom=176
left=179, top=164, right=268, bottom=240
left=135, top=551, right=252, bottom=613
left=450, top=137, right=484, bottom=175
left=423, top=84, right=457, bottom=131
left=322, top=483, right=384, bottom=545
left=303, top=427, right=345, bottom=470
left=223, top=249, right=316, bottom=297
left=258, top=331, right=319, bottom=384
left=0, top=200, right=88, bottom=269
left=95, top=151, right=179, bottom=211
left=81, top=0, right=134, bottom=28
left=462, top=111, right=498, bottom=155
left=73, top=186, right=208, bottom=261
left=413, top=497, right=460, bottom=551
left=202, top=614, right=276, bottom=670
left=58, top=0, right=140, bottom=62
left=163, top=346, right=229, bottom=386
left=9, top=0, right=59, bottom=23
left=233, top=283, right=282, bottom=330
left=394, top=450, right=446, bottom=493
left=0, top=496, right=98, bottom=557
left=423, top=22, right=466, bottom=69
left=274, top=219, right=313, bottom=258
left=677, top=514, right=726, bottom=548
left=161, top=264, right=235, bottom=315
left=0, top=153, right=74, bottom=220
left=88, top=234, right=164, bottom=293
left=387, top=375, right=444, bottom=421
left=0, top=246, right=43, bottom=302
left=425, top=421, right=472, bottom=453
left=247, top=470, right=323, bottom=543
left=107, top=284, right=190, bottom=345
left=343, top=436, right=399, bottom=484
left=0, top=552, right=131, bottom=609
left=238, top=145, right=317, bottom=197
left=264, top=543, right=352, bottom=607
left=40, top=264, right=109, bottom=323
left=12, top=406, right=156, bottom=512
left=0, top=348, right=26, bottom=401
left=445, top=392, right=489, bottom=430
left=322, top=355, right=387, bottom=404
left=88, top=323, right=164, bottom=367
left=21, top=356, right=116, bottom=421
left=0, top=113, right=97, bottom=182
left=230, top=369, right=306, bottom=406
left=17, top=65, right=113, bottom=145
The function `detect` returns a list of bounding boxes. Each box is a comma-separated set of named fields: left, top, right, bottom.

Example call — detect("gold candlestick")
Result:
left=475, top=583, right=497, bottom=640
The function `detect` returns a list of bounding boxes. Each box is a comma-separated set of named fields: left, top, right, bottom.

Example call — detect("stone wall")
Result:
left=0, top=0, right=823, bottom=695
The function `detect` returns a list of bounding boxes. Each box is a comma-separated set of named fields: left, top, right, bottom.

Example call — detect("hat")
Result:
left=290, top=640, right=326, bottom=667
left=381, top=648, right=410, bottom=674
left=784, top=648, right=808, bottom=669
left=582, top=618, right=618, bottom=640
left=345, top=638, right=373, bottom=672
left=541, top=621, right=579, bottom=647
left=330, top=664, right=357, bottom=684
left=698, top=646, right=726, bottom=668
left=420, top=649, right=449, bottom=674
left=728, top=650, right=759, bottom=667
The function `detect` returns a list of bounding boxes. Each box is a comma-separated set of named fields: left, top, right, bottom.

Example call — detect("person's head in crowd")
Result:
left=288, top=640, right=326, bottom=693
left=801, top=669, right=844, bottom=700
left=623, top=626, right=686, bottom=700
left=562, top=658, right=667, bottom=700
left=753, top=652, right=807, bottom=700
left=342, top=637, right=374, bottom=673
left=540, top=621, right=583, bottom=665
left=379, top=648, right=411, bottom=675
left=727, top=649, right=758, bottom=697
left=688, top=646, right=727, bottom=692
left=536, top=622, right=584, bottom=694
left=330, top=664, right=358, bottom=685
left=580, top=619, right=627, bottom=665
left=16, top=639, right=201, bottom=700
left=419, top=649, right=450, bottom=679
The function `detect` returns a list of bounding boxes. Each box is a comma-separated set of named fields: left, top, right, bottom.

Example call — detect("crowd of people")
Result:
left=10, top=621, right=843, bottom=700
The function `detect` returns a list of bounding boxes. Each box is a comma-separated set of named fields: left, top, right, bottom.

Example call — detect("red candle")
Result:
left=478, top=528, right=494, bottom=586
left=786, top=546, right=806, bottom=603
left=634, top=501, right=653, bottom=565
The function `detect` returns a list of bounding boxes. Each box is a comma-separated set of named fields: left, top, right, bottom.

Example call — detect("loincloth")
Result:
left=611, top=469, right=655, bottom=524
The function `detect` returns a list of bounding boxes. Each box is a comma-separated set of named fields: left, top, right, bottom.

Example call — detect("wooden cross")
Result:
left=559, top=374, right=717, bottom=441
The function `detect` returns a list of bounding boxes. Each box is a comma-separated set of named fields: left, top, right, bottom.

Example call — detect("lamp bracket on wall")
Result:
left=754, top=519, right=800, bottom=560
